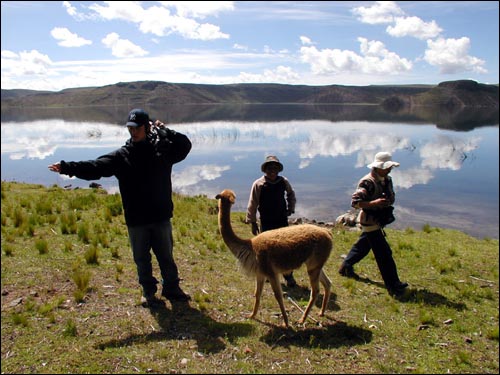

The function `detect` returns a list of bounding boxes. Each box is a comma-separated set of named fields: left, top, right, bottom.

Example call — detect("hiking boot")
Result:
left=388, top=281, right=408, bottom=297
left=395, top=281, right=408, bottom=289
left=140, top=294, right=163, bottom=308
left=283, top=273, right=297, bottom=288
left=162, top=285, right=191, bottom=301
left=338, top=264, right=358, bottom=279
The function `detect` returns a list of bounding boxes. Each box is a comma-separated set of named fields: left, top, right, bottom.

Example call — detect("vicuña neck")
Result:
left=218, top=201, right=250, bottom=254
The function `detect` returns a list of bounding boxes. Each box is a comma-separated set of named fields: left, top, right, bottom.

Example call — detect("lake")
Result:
left=1, top=104, right=498, bottom=239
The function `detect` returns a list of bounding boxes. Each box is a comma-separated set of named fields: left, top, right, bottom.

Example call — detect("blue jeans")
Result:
left=127, top=220, right=180, bottom=296
left=343, top=229, right=401, bottom=288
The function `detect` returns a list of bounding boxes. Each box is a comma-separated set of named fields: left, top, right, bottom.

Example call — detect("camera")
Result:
left=147, top=122, right=175, bottom=155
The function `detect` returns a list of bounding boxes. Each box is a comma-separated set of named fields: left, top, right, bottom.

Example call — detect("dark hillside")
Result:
left=410, top=80, right=499, bottom=108
left=1, top=80, right=497, bottom=109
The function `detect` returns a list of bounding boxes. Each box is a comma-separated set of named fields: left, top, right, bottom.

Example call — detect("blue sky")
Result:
left=1, top=1, right=498, bottom=91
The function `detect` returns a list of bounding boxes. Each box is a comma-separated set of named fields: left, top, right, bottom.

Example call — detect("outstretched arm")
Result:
left=47, top=149, right=119, bottom=181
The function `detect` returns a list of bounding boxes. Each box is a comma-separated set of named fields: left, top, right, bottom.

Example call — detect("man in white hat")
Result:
left=338, top=152, right=408, bottom=297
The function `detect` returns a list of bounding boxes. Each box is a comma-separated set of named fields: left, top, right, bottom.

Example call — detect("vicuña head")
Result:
left=215, top=189, right=333, bottom=328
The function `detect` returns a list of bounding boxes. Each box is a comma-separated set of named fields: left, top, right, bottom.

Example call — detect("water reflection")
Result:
left=1, top=117, right=498, bottom=240
left=1, top=104, right=498, bottom=131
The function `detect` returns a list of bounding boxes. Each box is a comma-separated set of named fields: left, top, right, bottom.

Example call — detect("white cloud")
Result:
left=139, top=8, right=229, bottom=40
left=237, top=65, right=300, bottom=84
left=1, top=50, right=18, bottom=59
left=424, top=37, right=487, bottom=74
left=190, top=22, right=230, bottom=41
left=101, top=33, right=148, bottom=58
left=352, top=1, right=404, bottom=25
left=387, top=16, right=442, bottom=40
left=62, top=1, right=77, bottom=17
left=159, top=1, right=235, bottom=19
left=1, top=49, right=52, bottom=77
left=300, top=38, right=412, bottom=76
left=88, top=1, right=146, bottom=22
left=299, top=36, right=313, bottom=45
left=391, top=167, right=434, bottom=189
left=173, top=164, right=231, bottom=190
left=51, top=27, right=92, bottom=47
left=87, top=1, right=230, bottom=41
left=420, top=134, right=480, bottom=170
left=233, top=43, right=248, bottom=51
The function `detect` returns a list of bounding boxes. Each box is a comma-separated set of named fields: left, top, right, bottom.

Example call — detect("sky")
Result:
left=1, top=1, right=499, bottom=92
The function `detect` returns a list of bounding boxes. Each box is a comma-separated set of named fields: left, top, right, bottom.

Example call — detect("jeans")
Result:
left=127, top=220, right=180, bottom=296
left=343, top=229, right=401, bottom=288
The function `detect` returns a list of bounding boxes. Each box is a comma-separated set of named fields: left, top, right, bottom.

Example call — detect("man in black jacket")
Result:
left=49, top=108, right=192, bottom=307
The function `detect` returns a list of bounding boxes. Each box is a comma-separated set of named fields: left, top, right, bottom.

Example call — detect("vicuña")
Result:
left=215, top=189, right=333, bottom=328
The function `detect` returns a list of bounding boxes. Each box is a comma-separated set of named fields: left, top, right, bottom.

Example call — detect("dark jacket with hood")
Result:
left=60, top=130, right=191, bottom=227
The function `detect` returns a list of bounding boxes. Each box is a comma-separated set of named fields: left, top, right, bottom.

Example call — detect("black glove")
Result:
left=155, top=127, right=174, bottom=154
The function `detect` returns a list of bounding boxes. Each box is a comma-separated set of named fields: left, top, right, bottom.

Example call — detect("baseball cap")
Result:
left=126, top=108, right=150, bottom=127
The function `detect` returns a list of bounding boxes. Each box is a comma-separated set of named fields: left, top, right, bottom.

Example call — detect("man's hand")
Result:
left=251, top=222, right=260, bottom=235
left=48, top=163, right=61, bottom=173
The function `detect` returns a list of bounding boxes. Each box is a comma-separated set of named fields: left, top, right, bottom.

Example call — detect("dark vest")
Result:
left=258, top=177, right=288, bottom=231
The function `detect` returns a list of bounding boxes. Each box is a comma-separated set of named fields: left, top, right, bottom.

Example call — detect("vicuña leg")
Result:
left=298, top=267, right=322, bottom=324
left=268, top=274, right=289, bottom=328
left=319, top=269, right=331, bottom=316
left=249, top=276, right=265, bottom=319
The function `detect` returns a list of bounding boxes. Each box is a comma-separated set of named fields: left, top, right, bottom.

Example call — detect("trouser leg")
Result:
left=366, top=229, right=400, bottom=288
left=128, top=224, right=158, bottom=296
left=343, top=231, right=371, bottom=267
left=150, top=220, right=180, bottom=287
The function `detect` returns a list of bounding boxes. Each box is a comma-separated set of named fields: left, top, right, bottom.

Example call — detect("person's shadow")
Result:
left=353, top=275, right=467, bottom=309
left=96, top=300, right=254, bottom=354
left=395, top=287, right=466, bottom=309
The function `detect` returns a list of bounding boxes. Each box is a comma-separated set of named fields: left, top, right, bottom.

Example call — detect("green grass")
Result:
left=1, top=181, right=498, bottom=374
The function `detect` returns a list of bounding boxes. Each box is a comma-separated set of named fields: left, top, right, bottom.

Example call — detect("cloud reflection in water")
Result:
left=1, top=119, right=496, bottom=239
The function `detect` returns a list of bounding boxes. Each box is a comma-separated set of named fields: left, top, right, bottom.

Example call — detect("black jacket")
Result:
left=60, top=130, right=191, bottom=226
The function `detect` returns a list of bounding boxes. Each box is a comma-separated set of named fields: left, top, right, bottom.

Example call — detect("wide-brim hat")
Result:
left=261, top=155, right=283, bottom=172
left=367, top=152, right=400, bottom=169
left=126, top=108, right=150, bottom=127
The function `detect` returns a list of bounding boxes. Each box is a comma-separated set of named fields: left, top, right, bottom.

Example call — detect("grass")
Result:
left=1, top=181, right=498, bottom=374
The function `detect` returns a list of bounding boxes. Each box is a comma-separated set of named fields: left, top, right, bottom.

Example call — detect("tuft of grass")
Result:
left=72, top=267, right=91, bottom=295
left=35, top=238, right=49, bottom=254
left=63, top=319, right=78, bottom=337
left=1, top=181, right=498, bottom=374
left=84, top=244, right=100, bottom=265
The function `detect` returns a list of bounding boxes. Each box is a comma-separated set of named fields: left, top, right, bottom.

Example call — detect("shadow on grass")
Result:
left=397, top=288, right=467, bottom=310
left=95, top=300, right=255, bottom=354
left=282, top=283, right=341, bottom=312
left=351, top=276, right=467, bottom=310
left=260, top=319, right=373, bottom=349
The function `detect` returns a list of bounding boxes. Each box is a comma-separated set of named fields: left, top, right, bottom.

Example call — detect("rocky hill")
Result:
left=1, top=80, right=498, bottom=109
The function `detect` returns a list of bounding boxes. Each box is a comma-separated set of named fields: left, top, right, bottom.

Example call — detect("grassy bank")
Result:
left=1, top=181, right=498, bottom=374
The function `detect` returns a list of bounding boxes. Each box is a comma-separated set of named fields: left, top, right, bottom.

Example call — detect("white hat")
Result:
left=367, top=152, right=400, bottom=169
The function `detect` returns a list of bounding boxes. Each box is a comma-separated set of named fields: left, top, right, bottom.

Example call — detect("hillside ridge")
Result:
left=2, top=79, right=498, bottom=109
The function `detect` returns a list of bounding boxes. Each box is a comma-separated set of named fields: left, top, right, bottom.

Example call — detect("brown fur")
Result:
left=215, top=189, right=333, bottom=327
